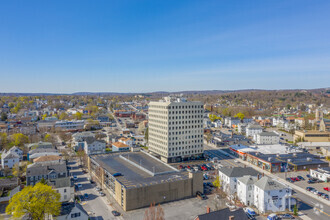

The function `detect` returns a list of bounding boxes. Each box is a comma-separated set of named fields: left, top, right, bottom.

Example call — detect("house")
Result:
left=54, top=120, right=85, bottom=132
left=112, top=142, right=130, bottom=152
left=254, top=132, right=279, bottom=145
left=218, top=167, right=259, bottom=194
left=319, top=118, right=330, bottom=131
left=243, top=118, right=253, bottom=124
left=224, top=117, right=241, bottom=128
left=27, top=141, right=53, bottom=150
left=118, top=137, right=134, bottom=147
left=1, top=150, right=20, bottom=169
left=28, top=148, right=60, bottom=161
left=237, top=175, right=258, bottom=206
left=254, top=177, right=293, bottom=213
left=212, top=119, right=222, bottom=128
left=237, top=123, right=247, bottom=134
left=246, top=124, right=263, bottom=138
left=195, top=207, right=248, bottom=220
left=52, top=202, right=89, bottom=220
left=72, top=132, right=95, bottom=151
left=84, top=139, right=106, bottom=155
left=33, top=155, right=62, bottom=164
left=6, top=146, right=23, bottom=161
left=26, top=161, right=73, bottom=202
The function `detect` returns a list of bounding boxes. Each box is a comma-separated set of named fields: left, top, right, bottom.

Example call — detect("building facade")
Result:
left=148, top=97, right=204, bottom=163
left=255, top=132, right=280, bottom=145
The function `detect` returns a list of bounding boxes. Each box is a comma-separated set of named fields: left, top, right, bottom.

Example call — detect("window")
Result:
left=71, top=213, right=81, bottom=218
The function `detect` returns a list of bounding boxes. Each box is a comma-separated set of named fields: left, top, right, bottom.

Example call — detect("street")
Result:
left=69, top=160, right=123, bottom=220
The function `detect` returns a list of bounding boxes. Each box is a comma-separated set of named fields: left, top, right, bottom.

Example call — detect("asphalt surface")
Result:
left=69, top=160, right=123, bottom=220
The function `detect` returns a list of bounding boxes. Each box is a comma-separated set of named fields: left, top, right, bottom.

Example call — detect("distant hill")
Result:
left=0, top=88, right=329, bottom=96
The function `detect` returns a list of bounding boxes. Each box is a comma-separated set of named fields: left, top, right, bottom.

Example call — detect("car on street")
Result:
left=306, top=174, right=311, bottom=178
left=306, top=187, right=314, bottom=191
left=84, top=193, right=89, bottom=199
left=286, top=178, right=294, bottom=183
left=290, top=178, right=296, bottom=182
left=297, top=176, right=305, bottom=180
left=322, top=194, right=329, bottom=200
left=317, top=192, right=325, bottom=197
left=324, top=187, right=330, bottom=192
left=313, top=190, right=318, bottom=195
left=73, top=175, right=78, bottom=181
left=95, top=186, right=101, bottom=191
left=99, top=192, right=105, bottom=196
left=280, top=213, right=294, bottom=219
left=243, top=207, right=256, bottom=217
left=77, top=183, right=82, bottom=188
left=112, top=210, right=120, bottom=216
left=308, top=179, right=316, bottom=184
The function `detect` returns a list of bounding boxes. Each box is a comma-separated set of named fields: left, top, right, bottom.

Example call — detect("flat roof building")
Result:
left=294, top=130, right=330, bottom=142
left=88, top=151, right=203, bottom=211
left=148, top=96, right=204, bottom=163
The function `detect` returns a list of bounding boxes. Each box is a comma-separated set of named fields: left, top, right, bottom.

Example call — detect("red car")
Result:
left=201, top=166, right=207, bottom=171
left=187, top=165, right=191, bottom=169
left=324, top=187, right=330, bottom=192
left=290, top=178, right=296, bottom=182
left=294, top=177, right=300, bottom=181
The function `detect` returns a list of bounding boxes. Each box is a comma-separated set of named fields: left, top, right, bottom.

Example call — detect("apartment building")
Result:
left=246, top=124, right=263, bottom=138
left=255, top=132, right=280, bottom=145
left=148, top=96, right=204, bottom=163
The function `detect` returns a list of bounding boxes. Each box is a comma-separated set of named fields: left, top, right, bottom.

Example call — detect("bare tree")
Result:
left=144, top=203, right=165, bottom=220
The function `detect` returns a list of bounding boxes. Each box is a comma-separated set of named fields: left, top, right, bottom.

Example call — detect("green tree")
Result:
left=42, top=113, right=48, bottom=120
left=293, top=204, right=298, bottom=216
left=0, top=132, right=8, bottom=150
left=209, top=114, right=217, bottom=122
left=235, top=112, right=245, bottom=120
left=76, top=149, right=85, bottom=166
left=59, top=112, right=68, bottom=120
left=144, top=127, right=149, bottom=143
left=6, top=182, right=61, bottom=220
left=75, top=112, right=83, bottom=120
left=9, top=133, right=29, bottom=147
left=1, top=112, right=8, bottom=121
left=213, top=176, right=221, bottom=188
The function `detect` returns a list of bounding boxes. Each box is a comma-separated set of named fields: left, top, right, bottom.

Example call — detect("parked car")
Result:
left=323, top=187, right=330, bottom=192
left=322, top=194, right=329, bottom=200
left=111, top=210, right=120, bottom=216
left=286, top=178, right=294, bottom=183
left=95, top=186, right=101, bottom=191
left=84, top=193, right=89, bottom=199
left=317, top=192, right=324, bottom=197
left=306, top=187, right=314, bottom=191
left=73, top=175, right=78, bottom=181
left=308, top=179, right=316, bottom=184
left=99, top=192, right=105, bottom=196
left=267, top=213, right=279, bottom=220
left=77, top=183, right=82, bottom=188
left=290, top=178, right=296, bottom=182
left=297, top=176, right=305, bottom=180
left=113, top=173, right=122, bottom=177
left=243, top=207, right=256, bottom=216
left=313, top=190, right=319, bottom=195
left=306, top=174, right=311, bottom=178
left=280, top=213, right=294, bottom=219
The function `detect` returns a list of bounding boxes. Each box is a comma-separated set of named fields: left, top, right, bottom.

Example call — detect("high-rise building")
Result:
left=148, top=96, right=204, bottom=163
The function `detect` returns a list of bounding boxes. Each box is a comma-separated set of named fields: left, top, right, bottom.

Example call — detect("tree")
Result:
left=6, top=182, right=61, bottom=220
left=0, top=132, right=8, bottom=150
left=76, top=149, right=85, bottom=166
left=144, top=127, right=149, bottom=143
left=144, top=203, right=165, bottom=220
left=235, top=112, right=245, bottom=120
left=41, top=113, right=47, bottom=120
left=59, top=112, right=68, bottom=120
left=74, top=112, right=83, bottom=120
left=12, top=163, right=21, bottom=178
left=213, top=176, right=221, bottom=189
left=9, top=133, right=29, bottom=147
left=293, top=204, right=298, bottom=216
left=1, top=112, right=7, bottom=121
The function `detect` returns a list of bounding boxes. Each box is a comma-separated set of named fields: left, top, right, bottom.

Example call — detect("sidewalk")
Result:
left=217, top=148, right=330, bottom=207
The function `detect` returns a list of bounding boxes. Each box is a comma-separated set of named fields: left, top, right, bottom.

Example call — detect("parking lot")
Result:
left=274, top=170, right=330, bottom=202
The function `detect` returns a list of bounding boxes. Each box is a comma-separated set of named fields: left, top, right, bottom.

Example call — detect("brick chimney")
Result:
left=206, top=206, right=210, bottom=213
left=229, top=216, right=234, bottom=220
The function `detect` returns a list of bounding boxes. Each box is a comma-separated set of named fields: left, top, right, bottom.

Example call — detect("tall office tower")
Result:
left=148, top=96, right=204, bottom=163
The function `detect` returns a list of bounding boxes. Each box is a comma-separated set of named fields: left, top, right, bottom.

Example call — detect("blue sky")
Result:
left=0, top=0, right=330, bottom=93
